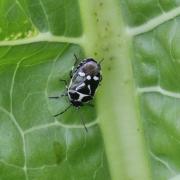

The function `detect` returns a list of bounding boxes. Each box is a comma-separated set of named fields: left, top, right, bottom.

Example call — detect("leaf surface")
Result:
left=0, top=1, right=109, bottom=180
left=0, top=0, right=180, bottom=180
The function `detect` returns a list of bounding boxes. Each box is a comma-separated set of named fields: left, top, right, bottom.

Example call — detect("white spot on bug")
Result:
left=76, top=83, right=85, bottom=91
left=88, top=85, right=91, bottom=94
left=93, top=76, right=99, bottom=81
left=68, top=91, right=90, bottom=102
left=78, top=72, right=85, bottom=77
left=77, top=92, right=88, bottom=101
left=87, top=75, right=91, bottom=80
left=68, top=90, right=75, bottom=100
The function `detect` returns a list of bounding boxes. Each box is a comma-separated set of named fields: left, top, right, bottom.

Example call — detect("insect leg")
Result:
left=59, top=79, right=68, bottom=89
left=98, top=58, right=104, bottom=65
left=74, top=53, right=79, bottom=65
left=77, top=107, right=88, bottom=132
left=69, top=69, right=73, bottom=78
left=49, top=92, right=68, bottom=99
left=53, top=104, right=72, bottom=117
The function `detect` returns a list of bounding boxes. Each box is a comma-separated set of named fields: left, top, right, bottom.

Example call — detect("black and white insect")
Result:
left=49, top=55, right=102, bottom=131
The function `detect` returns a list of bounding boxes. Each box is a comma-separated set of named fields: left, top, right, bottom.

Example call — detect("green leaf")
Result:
left=0, top=0, right=180, bottom=180
left=0, top=1, right=109, bottom=180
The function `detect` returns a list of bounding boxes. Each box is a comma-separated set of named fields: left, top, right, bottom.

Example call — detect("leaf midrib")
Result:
left=79, top=0, right=152, bottom=180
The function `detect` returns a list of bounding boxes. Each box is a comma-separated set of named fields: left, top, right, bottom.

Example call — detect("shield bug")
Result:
left=49, top=55, right=102, bottom=131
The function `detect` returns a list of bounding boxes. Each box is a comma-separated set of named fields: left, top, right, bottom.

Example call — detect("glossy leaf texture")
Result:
left=122, top=0, right=180, bottom=179
left=0, top=0, right=180, bottom=180
left=0, top=0, right=110, bottom=180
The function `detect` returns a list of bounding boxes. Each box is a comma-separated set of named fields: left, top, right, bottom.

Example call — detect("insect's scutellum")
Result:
left=50, top=55, right=102, bottom=132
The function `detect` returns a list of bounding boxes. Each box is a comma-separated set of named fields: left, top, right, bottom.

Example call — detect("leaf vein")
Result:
left=138, top=86, right=180, bottom=99
left=127, top=6, right=180, bottom=36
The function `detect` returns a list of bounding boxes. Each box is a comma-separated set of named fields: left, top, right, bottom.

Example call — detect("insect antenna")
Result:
left=53, top=104, right=72, bottom=117
left=98, top=58, right=104, bottom=65
left=77, top=107, right=88, bottom=132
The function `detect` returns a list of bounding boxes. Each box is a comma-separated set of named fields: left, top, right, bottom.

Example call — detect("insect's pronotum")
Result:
left=49, top=55, right=102, bottom=131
